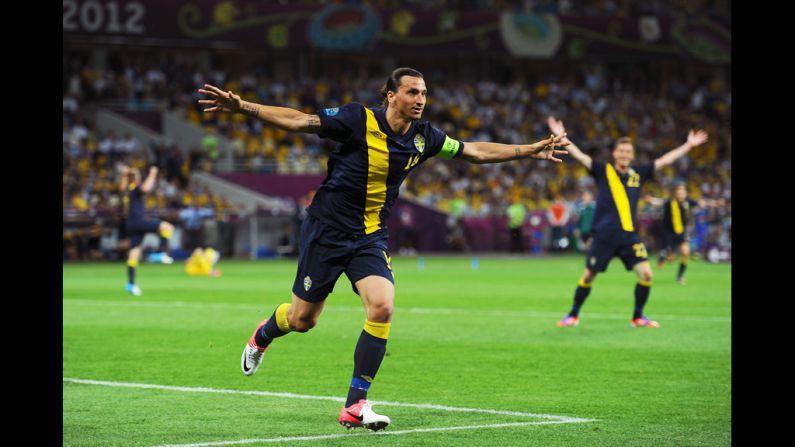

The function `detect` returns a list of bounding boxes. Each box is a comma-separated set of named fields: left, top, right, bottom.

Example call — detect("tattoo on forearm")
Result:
left=515, top=147, right=522, bottom=157
left=307, top=115, right=321, bottom=131
left=242, top=103, right=259, bottom=117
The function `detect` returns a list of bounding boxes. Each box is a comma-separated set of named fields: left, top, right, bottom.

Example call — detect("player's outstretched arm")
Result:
left=547, top=116, right=591, bottom=170
left=119, top=165, right=130, bottom=192
left=198, top=84, right=321, bottom=133
left=642, top=194, right=664, bottom=207
left=141, top=166, right=158, bottom=193
left=698, top=197, right=726, bottom=208
left=458, top=134, right=568, bottom=164
left=654, top=129, right=708, bottom=170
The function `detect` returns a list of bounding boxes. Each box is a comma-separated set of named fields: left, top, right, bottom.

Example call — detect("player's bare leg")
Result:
left=242, top=294, right=324, bottom=376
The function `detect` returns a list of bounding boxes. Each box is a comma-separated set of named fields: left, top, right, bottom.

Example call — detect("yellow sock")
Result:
left=363, top=320, right=391, bottom=340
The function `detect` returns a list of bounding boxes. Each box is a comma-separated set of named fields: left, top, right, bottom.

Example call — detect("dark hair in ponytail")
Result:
left=380, top=67, right=423, bottom=108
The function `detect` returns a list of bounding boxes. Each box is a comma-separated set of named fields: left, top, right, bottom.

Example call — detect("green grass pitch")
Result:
left=63, top=255, right=730, bottom=446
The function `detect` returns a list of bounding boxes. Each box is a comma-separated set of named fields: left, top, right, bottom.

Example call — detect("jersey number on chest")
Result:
left=404, top=154, right=421, bottom=170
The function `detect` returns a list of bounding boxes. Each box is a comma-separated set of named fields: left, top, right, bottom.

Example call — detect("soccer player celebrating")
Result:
left=198, top=68, right=568, bottom=430
left=645, top=183, right=724, bottom=284
left=547, top=116, right=708, bottom=328
left=119, top=165, right=175, bottom=296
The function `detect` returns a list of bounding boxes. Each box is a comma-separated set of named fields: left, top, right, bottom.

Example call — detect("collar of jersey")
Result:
left=610, top=163, right=632, bottom=176
left=373, top=107, right=417, bottom=145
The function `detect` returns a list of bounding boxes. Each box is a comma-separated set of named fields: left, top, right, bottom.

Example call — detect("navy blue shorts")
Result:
left=292, top=215, right=394, bottom=303
left=662, top=231, right=688, bottom=251
left=586, top=231, right=649, bottom=273
left=126, top=219, right=161, bottom=249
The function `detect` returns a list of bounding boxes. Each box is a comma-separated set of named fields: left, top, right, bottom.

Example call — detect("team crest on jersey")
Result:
left=413, top=134, right=425, bottom=153
left=303, top=275, right=312, bottom=291
left=324, top=107, right=339, bottom=116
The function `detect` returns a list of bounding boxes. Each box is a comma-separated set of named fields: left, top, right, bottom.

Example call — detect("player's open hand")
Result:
left=547, top=116, right=572, bottom=145
left=529, top=133, right=569, bottom=163
left=687, top=129, right=708, bottom=148
left=198, top=84, right=243, bottom=113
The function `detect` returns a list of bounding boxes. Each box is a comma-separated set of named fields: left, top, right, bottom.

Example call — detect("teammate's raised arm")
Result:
left=119, top=165, right=130, bottom=192
left=198, top=84, right=322, bottom=133
left=141, top=166, right=159, bottom=193
left=547, top=116, right=592, bottom=170
left=654, top=130, right=708, bottom=170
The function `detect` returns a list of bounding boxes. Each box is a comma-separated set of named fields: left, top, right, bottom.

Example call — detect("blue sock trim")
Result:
left=350, top=377, right=371, bottom=391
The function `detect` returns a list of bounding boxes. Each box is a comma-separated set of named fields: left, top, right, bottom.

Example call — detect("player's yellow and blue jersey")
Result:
left=662, top=197, right=698, bottom=235
left=124, top=182, right=160, bottom=246
left=590, top=161, right=654, bottom=233
left=124, top=184, right=145, bottom=222
left=308, top=103, right=463, bottom=235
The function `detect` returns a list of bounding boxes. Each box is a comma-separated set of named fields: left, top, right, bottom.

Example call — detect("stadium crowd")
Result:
left=63, top=47, right=730, bottom=259
left=63, top=94, right=241, bottom=260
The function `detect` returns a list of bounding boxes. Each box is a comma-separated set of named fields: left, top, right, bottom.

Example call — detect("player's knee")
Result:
left=160, top=222, right=174, bottom=239
left=641, top=271, right=653, bottom=282
left=129, top=248, right=142, bottom=261
left=368, top=300, right=394, bottom=322
left=288, top=314, right=317, bottom=333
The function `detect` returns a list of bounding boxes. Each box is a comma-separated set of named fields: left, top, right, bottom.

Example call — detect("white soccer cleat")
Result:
left=241, top=343, right=266, bottom=376
left=160, top=254, right=174, bottom=264
left=241, top=320, right=269, bottom=376
left=125, top=283, right=142, bottom=296
left=338, top=399, right=391, bottom=431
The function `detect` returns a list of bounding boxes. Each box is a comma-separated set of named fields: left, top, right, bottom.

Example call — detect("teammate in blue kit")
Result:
left=198, top=68, right=568, bottom=430
left=547, top=117, right=708, bottom=328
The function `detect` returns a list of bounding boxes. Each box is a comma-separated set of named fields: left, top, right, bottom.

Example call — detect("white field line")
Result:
left=62, top=378, right=592, bottom=422
left=64, top=298, right=731, bottom=322
left=63, top=377, right=595, bottom=447
left=149, top=420, right=579, bottom=447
